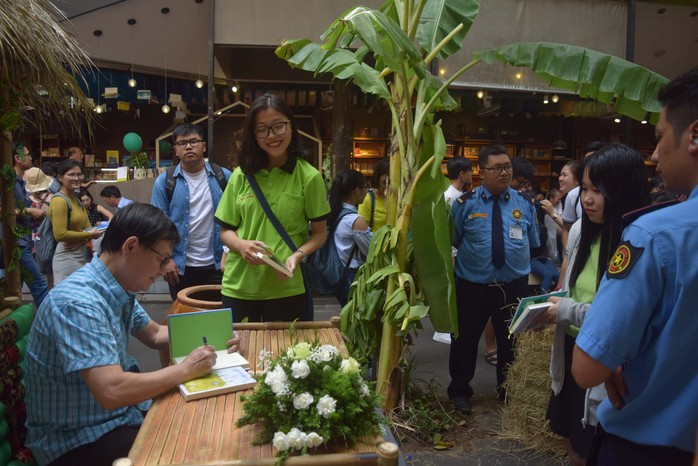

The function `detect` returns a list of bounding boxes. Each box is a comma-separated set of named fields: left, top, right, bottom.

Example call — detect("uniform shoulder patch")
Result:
left=456, top=190, right=475, bottom=204
left=606, top=241, right=644, bottom=279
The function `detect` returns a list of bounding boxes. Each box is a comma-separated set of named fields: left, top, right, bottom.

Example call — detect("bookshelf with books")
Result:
left=440, top=143, right=458, bottom=174
left=351, top=137, right=387, bottom=176
left=522, top=143, right=553, bottom=192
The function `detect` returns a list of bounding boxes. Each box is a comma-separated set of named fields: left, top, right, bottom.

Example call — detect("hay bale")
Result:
left=498, top=327, right=567, bottom=457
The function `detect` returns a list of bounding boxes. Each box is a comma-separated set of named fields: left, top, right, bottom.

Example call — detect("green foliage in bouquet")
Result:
left=237, top=335, right=382, bottom=464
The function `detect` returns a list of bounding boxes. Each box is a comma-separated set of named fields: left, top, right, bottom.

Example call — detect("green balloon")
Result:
left=159, top=139, right=172, bottom=153
left=123, top=132, right=143, bottom=153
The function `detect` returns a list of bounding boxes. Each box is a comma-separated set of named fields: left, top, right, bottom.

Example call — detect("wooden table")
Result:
left=125, top=320, right=398, bottom=466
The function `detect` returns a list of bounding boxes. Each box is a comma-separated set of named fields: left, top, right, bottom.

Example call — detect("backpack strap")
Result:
left=368, top=190, right=375, bottom=229
left=52, top=192, right=72, bottom=224
left=166, top=163, right=227, bottom=205
left=332, top=207, right=359, bottom=272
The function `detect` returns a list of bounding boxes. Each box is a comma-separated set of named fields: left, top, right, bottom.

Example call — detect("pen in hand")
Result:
left=202, top=336, right=208, bottom=346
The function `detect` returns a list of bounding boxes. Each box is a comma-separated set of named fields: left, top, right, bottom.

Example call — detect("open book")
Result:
left=508, top=290, right=568, bottom=334
left=255, top=246, right=293, bottom=277
left=178, top=366, right=256, bottom=402
left=168, top=308, right=249, bottom=371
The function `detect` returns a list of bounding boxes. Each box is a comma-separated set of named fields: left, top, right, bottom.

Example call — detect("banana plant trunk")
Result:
left=1, top=128, right=20, bottom=300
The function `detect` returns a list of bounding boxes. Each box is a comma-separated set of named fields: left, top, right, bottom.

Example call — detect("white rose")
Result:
left=291, top=342, right=313, bottom=360
left=272, top=432, right=289, bottom=451
left=318, top=345, right=338, bottom=361
left=291, top=359, right=310, bottom=379
left=339, top=357, right=360, bottom=374
left=265, top=366, right=289, bottom=395
left=359, top=382, right=371, bottom=398
left=293, top=392, right=314, bottom=410
left=316, top=394, right=337, bottom=418
left=286, top=428, right=305, bottom=450
left=306, top=432, right=324, bottom=448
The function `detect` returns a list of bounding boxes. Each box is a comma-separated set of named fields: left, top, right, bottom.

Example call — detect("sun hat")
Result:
left=23, top=167, right=54, bottom=193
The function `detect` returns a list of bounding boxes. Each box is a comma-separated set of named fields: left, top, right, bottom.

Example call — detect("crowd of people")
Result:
left=2, top=66, right=695, bottom=465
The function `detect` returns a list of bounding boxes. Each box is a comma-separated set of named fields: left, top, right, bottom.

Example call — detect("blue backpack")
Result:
left=308, top=208, right=358, bottom=295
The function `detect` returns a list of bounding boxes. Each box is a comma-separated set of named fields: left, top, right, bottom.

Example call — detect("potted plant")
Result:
left=127, top=151, right=149, bottom=179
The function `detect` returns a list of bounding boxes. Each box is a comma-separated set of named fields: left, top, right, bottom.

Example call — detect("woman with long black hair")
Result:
left=533, top=143, right=651, bottom=465
left=328, top=169, right=373, bottom=306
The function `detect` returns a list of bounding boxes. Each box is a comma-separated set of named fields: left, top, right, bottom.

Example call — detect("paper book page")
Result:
left=174, top=350, right=249, bottom=371
left=510, top=302, right=553, bottom=334
left=179, top=366, right=256, bottom=401
left=509, top=290, right=568, bottom=334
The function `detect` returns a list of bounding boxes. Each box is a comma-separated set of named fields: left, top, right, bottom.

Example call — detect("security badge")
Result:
left=607, top=241, right=644, bottom=279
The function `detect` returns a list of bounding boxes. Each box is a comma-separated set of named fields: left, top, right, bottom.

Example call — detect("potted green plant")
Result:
left=127, top=151, right=149, bottom=179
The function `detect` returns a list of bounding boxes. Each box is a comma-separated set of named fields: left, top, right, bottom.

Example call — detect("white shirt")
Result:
left=334, top=203, right=372, bottom=269
left=562, top=186, right=582, bottom=224
left=444, top=184, right=463, bottom=207
left=181, top=168, right=214, bottom=266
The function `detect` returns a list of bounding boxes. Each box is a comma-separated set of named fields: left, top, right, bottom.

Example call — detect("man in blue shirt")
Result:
left=572, top=66, right=698, bottom=465
left=9, top=142, right=49, bottom=306
left=24, top=204, right=232, bottom=466
left=151, top=123, right=232, bottom=300
left=448, top=146, right=539, bottom=414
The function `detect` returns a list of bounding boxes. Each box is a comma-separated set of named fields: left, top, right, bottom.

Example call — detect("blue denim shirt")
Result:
left=151, top=162, right=232, bottom=273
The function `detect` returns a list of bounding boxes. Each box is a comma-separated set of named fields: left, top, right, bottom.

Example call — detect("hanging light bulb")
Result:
left=641, top=119, right=648, bottom=124
left=231, top=82, right=239, bottom=93
left=127, top=19, right=137, bottom=89
left=162, top=104, right=171, bottom=113
left=543, top=94, right=550, bottom=104
left=551, top=94, right=559, bottom=103
left=476, top=89, right=485, bottom=99
left=128, top=78, right=137, bottom=88
left=94, top=104, right=104, bottom=114
left=195, top=79, right=204, bottom=89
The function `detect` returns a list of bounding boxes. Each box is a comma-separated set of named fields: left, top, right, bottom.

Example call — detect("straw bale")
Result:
left=498, top=327, right=567, bottom=458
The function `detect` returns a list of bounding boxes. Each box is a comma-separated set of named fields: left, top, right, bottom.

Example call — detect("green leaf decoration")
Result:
left=416, top=0, right=479, bottom=60
left=473, top=42, right=668, bottom=124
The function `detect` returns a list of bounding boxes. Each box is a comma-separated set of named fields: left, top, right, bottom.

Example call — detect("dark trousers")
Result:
left=47, top=425, right=140, bottom=466
left=447, top=275, right=528, bottom=400
left=168, top=264, right=223, bottom=301
left=222, top=293, right=307, bottom=323
left=587, top=424, right=693, bottom=466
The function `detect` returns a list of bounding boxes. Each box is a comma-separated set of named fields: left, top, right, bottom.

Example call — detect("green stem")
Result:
left=408, top=0, right=428, bottom=41
left=414, top=58, right=481, bottom=132
left=424, top=23, right=464, bottom=66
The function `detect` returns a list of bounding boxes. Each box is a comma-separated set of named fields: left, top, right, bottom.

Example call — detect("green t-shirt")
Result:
left=567, top=235, right=600, bottom=337
left=357, top=191, right=386, bottom=230
left=215, top=158, right=330, bottom=300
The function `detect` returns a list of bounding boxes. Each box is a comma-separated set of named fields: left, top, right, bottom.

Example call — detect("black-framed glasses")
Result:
left=174, top=139, right=204, bottom=149
left=145, top=245, right=171, bottom=269
left=254, top=121, right=290, bottom=139
left=481, top=165, right=513, bottom=175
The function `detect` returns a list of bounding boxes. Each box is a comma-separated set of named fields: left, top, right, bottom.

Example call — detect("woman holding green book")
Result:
left=531, top=144, right=650, bottom=465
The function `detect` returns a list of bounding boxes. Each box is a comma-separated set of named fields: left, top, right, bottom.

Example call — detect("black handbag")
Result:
left=245, top=173, right=314, bottom=321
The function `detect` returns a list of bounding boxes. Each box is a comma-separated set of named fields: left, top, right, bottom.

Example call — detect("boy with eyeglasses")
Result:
left=151, top=123, right=232, bottom=300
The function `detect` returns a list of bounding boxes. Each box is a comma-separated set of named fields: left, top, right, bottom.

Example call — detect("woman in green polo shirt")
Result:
left=215, top=94, right=330, bottom=322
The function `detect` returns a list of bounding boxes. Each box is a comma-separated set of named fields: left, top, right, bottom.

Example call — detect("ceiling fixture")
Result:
left=543, top=94, right=549, bottom=104
left=194, top=0, right=204, bottom=89
left=515, top=72, right=522, bottom=80
left=641, top=119, right=648, bottom=124
left=551, top=94, right=559, bottom=103
left=552, top=136, right=567, bottom=150
left=127, top=19, right=137, bottom=87
left=231, top=82, right=239, bottom=93
left=161, top=8, right=170, bottom=113
left=476, top=89, right=485, bottom=99
left=93, top=30, right=103, bottom=113
left=614, top=117, right=621, bottom=123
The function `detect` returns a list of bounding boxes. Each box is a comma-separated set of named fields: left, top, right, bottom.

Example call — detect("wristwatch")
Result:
left=296, top=248, right=307, bottom=263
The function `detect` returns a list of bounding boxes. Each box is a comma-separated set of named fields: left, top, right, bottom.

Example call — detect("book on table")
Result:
left=508, top=290, right=568, bottom=334
left=178, top=366, right=256, bottom=402
left=255, top=246, right=293, bottom=277
left=168, top=308, right=250, bottom=370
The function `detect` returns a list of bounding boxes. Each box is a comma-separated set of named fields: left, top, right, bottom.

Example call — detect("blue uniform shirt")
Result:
left=576, top=185, right=698, bottom=453
left=452, top=186, right=539, bottom=284
left=151, top=161, right=232, bottom=273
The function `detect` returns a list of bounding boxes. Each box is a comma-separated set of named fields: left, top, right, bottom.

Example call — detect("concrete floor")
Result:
left=128, top=292, right=567, bottom=465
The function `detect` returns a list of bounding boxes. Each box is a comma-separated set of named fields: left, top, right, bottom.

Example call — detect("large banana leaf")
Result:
left=474, top=42, right=668, bottom=124
left=415, top=0, right=480, bottom=60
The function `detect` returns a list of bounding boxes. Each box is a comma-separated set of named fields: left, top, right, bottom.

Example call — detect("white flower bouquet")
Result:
left=237, top=338, right=381, bottom=464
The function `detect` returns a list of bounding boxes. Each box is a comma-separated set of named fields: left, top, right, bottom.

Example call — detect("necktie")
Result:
left=491, top=195, right=505, bottom=269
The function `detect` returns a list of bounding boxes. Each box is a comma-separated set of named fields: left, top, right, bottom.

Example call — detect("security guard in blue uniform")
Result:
left=572, top=66, right=698, bottom=466
left=448, top=145, right=539, bottom=415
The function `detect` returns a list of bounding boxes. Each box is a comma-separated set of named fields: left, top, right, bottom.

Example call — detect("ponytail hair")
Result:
left=328, top=169, right=365, bottom=225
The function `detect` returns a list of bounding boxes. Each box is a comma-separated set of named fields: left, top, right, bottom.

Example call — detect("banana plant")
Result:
left=276, top=0, right=667, bottom=409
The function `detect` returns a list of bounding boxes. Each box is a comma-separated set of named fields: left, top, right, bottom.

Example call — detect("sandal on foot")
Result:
left=483, top=351, right=497, bottom=366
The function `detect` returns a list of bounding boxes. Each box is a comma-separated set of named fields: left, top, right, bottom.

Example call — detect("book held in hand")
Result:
left=168, top=308, right=250, bottom=371
left=178, top=366, right=256, bottom=402
left=255, top=246, right=293, bottom=277
left=508, top=290, right=568, bottom=334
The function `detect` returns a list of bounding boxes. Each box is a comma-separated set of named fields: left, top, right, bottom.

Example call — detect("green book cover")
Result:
left=168, top=308, right=233, bottom=360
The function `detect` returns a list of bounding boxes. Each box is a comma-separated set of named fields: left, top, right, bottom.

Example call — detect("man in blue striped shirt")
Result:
left=25, top=204, right=232, bottom=466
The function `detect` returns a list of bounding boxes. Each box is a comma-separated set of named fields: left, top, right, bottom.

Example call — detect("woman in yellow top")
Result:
left=357, top=158, right=389, bottom=231
left=50, top=159, right=103, bottom=284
